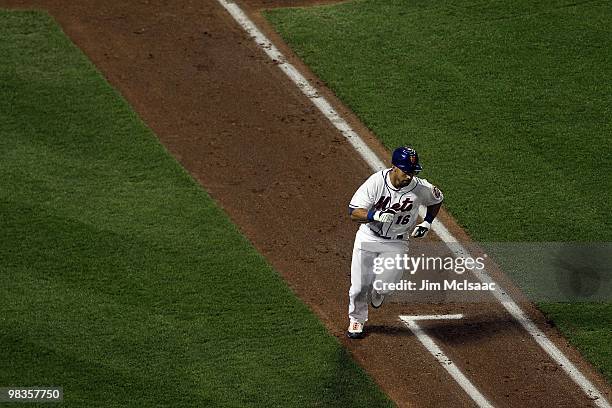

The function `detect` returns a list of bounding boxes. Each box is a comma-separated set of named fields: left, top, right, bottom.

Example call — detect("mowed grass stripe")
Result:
left=0, top=11, right=393, bottom=407
left=265, top=0, right=612, bottom=381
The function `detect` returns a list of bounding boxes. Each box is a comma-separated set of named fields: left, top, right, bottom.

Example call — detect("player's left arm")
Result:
left=411, top=183, right=444, bottom=238
left=411, top=202, right=442, bottom=238
left=424, top=202, right=442, bottom=223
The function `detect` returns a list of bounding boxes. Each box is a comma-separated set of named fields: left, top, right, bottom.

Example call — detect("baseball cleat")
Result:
left=370, top=290, right=385, bottom=308
left=347, top=320, right=364, bottom=339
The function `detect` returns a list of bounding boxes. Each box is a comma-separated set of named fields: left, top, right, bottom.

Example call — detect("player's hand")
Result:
left=411, top=221, right=431, bottom=238
left=374, top=209, right=396, bottom=223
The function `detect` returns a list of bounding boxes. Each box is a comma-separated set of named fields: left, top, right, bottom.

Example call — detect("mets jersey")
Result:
left=349, top=169, right=444, bottom=239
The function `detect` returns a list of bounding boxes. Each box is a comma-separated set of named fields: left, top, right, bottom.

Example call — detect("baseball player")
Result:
left=347, top=146, right=443, bottom=339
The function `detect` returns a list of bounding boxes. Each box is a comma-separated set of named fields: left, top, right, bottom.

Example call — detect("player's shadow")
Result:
left=366, top=324, right=412, bottom=336
left=424, top=315, right=521, bottom=346
left=366, top=314, right=519, bottom=343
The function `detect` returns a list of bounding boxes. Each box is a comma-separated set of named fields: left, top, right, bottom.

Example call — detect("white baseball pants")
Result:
left=348, top=227, right=409, bottom=323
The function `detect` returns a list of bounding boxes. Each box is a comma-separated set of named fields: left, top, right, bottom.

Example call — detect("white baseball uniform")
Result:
left=348, top=168, right=444, bottom=323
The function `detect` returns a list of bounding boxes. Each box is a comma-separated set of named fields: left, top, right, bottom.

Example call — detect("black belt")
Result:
left=369, top=227, right=403, bottom=240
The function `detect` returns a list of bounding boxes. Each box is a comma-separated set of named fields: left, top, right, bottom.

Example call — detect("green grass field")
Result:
left=0, top=11, right=394, bottom=407
left=265, top=0, right=612, bottom=381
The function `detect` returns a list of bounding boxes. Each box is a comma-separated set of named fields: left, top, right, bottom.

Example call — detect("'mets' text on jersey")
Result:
left=349, top=169, right=443, bottom=238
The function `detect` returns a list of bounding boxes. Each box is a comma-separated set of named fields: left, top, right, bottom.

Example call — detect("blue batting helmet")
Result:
left=391, top=146, right=422, bottom=174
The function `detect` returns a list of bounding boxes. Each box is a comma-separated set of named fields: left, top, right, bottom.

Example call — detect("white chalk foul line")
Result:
left=401, top=314, right=464, bottom=320
left=400, top=315, right=494, bottom=408
left=218, top=0, right=386, bottom=172
left=216, top=1, right=610, bottom=407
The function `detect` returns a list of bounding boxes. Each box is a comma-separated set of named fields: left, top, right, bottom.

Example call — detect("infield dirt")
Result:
left=2, top=0, right=610, bottom=406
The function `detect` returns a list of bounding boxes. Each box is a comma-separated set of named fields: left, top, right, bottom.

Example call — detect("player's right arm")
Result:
left=349, top=208, right=396, bottom=223
left=348, top=171, right=395, bottom=224
left=349, top=208, right=371, bottom=223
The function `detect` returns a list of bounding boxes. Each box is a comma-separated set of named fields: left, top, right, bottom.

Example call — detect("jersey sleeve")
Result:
left=349, top=173, right=380, bottom=211
left=418, top=178, right=444, bottom=206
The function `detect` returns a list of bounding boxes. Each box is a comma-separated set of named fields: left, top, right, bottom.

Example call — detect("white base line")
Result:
left=216, top=1, right=610, bottom=407
left=401, top=314, right=464, bottom=320
left=400, top=315, right=494, bottom=408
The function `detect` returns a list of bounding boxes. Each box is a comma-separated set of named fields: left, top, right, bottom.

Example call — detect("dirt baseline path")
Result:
left=3, top=0, right=610, bottom=406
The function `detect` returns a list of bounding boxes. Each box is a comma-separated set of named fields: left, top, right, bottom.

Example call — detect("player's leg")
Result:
left=371, top=241, right=409, bottom=308
left=348, top=245, right=376, bottom=338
